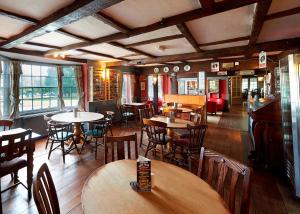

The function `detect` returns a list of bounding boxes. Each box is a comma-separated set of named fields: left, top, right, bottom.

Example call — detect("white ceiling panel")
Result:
left=186, top=4, right=255, bottom=44
left=257, top=13, right=300, bottom=43
left=0, top=51, right=79, bottom=65
left=71, top=54, right=117, bottom=61
left=82, top=43, right=135, bottom=57
left=62, top=16, right=119, bottom=40
left=201, top=40, right=249, bottom=50
left=268, top=0, right=300, bottom=14
left=102, top=0, right=200, bottom=28
left=29, top=32, right=83, bottom=47
left=15, top=44, right=52, bottom=51
left=134, top=38, right=195, bottom=56
left=117, top=26, right=181, bottom=45
left=0, top=0, right=75, bottom=20
left=0, top=16, right=32, bottom=38
left=136, top=63, right=164, bottom=67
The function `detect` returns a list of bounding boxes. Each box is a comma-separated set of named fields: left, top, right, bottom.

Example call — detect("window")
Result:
left=208, top=80, right=219, bottom=93
left=19, top=64, right=58, bottom=114
left=122, top=74, right=133, bottom=103
left=249, top=77, right=258, bottom=91
left=0, top=60, right=11, bottom=118
left=62, top=67, right=79, bottom=107
left=242, top=78, right=248, bottom=91
left=147, top=75, right=163, bottom=100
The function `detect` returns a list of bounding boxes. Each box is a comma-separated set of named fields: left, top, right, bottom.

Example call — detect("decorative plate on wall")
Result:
left=163, top=66, right=169, bottom=73
left=154, top=67, right=159, bottom=73
left=173, top=66, right=180, bottom=72
left=184, top=64, right=191, bottom=71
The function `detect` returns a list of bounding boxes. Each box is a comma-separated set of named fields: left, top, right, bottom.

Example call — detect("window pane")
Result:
left=32, top=77, right=41, bottom=87
left=21, top=64, right=31, bottom=76
left=20, top=76, right=31, bottom=87
left=32, top=65, right=40, bottom=76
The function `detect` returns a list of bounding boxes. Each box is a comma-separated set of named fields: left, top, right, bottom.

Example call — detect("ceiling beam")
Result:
left=125, top=34, right=185, bottom=48
left=0, top=0, right=124, bottom=49
left=265, top=6, right=300, bottom=20
left=45, top=0, right=263, bottom=54
left=77, top=49, right=127, bottom=61
left=176, top=23, right=202, bottom=52
left=199, top=0, right=215, bottom=9
left=0, top=48, right=87, bottom=63
left=121, top=37, right=300, bottom=65
left=248, top=0, right=272, bottom=46
left=108, top=41, right=155, bottom=58
left=199, top=36, right=250, bottom=47
left=92, top=12, right=130, bottom=33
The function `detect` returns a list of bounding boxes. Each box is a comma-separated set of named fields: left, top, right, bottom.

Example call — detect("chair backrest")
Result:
left=146, top=103, right=155, bottom=116
left=197, top=147, right=251, bottom=214
left=166, top=102, right=174, bottom=106
left=186, top=124, right=207, bottom=148
left=120, top=105, right=134, bottom=114
left=0, top=120, right=14, bottom=131
left=189, top=113, right=202, bottom=125
left=33, top=163, right=60, bottom=214
left=139, top=108, right=152, bottom=124
left=104, top=133, right=138, bottom=164
left=89, top=119, right=108, bottom=136
left=143, top=118, right=167, bottom=144
left=0, top=129, right=32, bottom=162
left=48, top=121, right=72, bottom=140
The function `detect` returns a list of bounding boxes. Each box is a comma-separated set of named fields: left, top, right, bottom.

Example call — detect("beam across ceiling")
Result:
left=176, top=23, right=202, bottom=52
left=199, top=0, right=215, bottom=9
left=198, top=36, right=250, bottom=47
left=108, top=41, right=155, bottom=58
left=92, top=12, right=130, bottom=33
left=0, top=0, right=124, bottom=49
left=77, top=49, right=126, bottom=61
left=265, top=6, right=300, bottom=20
left=45, top=0, right=264, bottom=54
left=121, top=37, right=300, bottom=65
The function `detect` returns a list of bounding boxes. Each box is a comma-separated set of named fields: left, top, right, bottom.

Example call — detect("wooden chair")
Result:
left=172, top=124, right=207, bottom=170
left=0, top=119, right=13, bottom=131
left=104, top=133, right=138, bottom=164
left=47, top=121, right=78, bottom=163
left=33, top=163, right=60, bottom=214
left=0, top=129, right=33, bottom=199
left=81, top=119, right=108, bottom=159
left=138, top=108, right=152, bottom=147
left=143, top=118, right=171, bottom=160
left=120, top=105, right=135, bottom=127
left=197, top=147, right=251, bottom=214
left=43, top=113, right=55, bottom=149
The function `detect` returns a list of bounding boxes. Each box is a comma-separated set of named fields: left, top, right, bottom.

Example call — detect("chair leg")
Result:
left=95, top=139, right=98, bottom=159
left=61, top=141, right=65, bottom=164
left=187, top=150, right=192, bottom=171
left=45, top=136, right=50, bottom=149
left=144, top=141, right=151, bottom=158
left=13, top=171, right=18, bottom=184
left=160, top=144, right=164, bottom=161
left=139, top=129, right=144, bottom=147
left=48, top=140, right=54, bottom=160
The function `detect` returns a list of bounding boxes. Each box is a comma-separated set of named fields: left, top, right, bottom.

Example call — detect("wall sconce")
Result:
left=258, top=77, right=264, bottom=82
left=152, top=75, right=158, bottom=85
left=101, top=70, right=106, bottom=80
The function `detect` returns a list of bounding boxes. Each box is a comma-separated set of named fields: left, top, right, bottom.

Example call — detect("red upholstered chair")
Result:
left=207, top=101, right=217, bottom=114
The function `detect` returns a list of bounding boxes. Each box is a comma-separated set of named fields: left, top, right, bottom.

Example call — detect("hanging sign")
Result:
left=259, top=51, right=267, bottom=68
left=217, top=71, right=227, bottom=75
left=211, top=62, right=219, bottom=72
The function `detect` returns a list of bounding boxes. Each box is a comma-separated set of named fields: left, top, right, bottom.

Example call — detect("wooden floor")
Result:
left=1, top=105, right=300, bottom=213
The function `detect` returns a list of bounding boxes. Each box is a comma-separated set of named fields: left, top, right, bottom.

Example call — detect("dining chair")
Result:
left=172, top=124, right=207, bottom=171
left=33, top=163, right=60, bottom=214
left=104, top=133, right=138, bottom=164
left=0, top=119, right=13, bottom=131
left=120, top=105, right=135, bottom=127
left=81, top=119, right=108, bottom=159
left=197, top=147, right=251, bottom=214
left=138, top=108, right=153, bottom=148
left=43, top=113, right=55, bottom=150
left=143, top=118, right=171, bottom=160
left=47, top=121, right=77, bottom=163
left=0, top=129, right=33, bottom=199
left=105, top=111, right=114, bottom=136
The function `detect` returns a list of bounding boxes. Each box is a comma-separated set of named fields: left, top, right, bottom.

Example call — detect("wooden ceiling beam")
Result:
left=0, top=47, right=87, bottom=63
left=0, top=0, right=124, bottom=48
left=176, top=23, right=202, bottom=52
left=248, top=0, right=272, bottom=46
left=108, top=41, right=155, bottom=58
left=92, top=12, right=130, bottom=33
left=46, top=0, right=263, bottom=53
left=125, top=34, right=185, bottom=48
left=77, top=49, right=127, bottom=61
left=199, top=36, right=250, bottom=47
left=121, top=37, right=300, bottom=65
left=199, top=0, right=215, bottom=9
left=265, top=6, right=300, bottom=20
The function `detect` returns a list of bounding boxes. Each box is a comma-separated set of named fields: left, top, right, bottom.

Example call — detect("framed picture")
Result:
left=141, top=82, right=146, bottom=91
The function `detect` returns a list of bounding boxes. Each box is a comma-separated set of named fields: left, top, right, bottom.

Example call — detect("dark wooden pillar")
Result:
left=153, top=75, right=159, bottom=113
left=171, top=74, right=178, bottom=94
left=135, top=72, right=141, bottom=102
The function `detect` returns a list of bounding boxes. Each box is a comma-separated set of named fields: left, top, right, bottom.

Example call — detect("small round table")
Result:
left=160, top=107, right=193, bottom=113
left=51, top=112, right=104, bottom=143
left=150, top=116, right=194, bottom=129
left=81, top=160, right=229, bottom=214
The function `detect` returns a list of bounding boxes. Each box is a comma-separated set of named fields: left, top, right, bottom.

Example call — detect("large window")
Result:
left=122, top=74, right=133, bottom=103
left=147, top=75, right=163, bottom=100
left=0, top=60, right=11, bottom=118
left=62, top=67, right=79, bottom=107
left=19, top=64, right=58, bottom=113
left=249, top=77, right=258, bottom=91
left=208, top=80, right=219, bottom=93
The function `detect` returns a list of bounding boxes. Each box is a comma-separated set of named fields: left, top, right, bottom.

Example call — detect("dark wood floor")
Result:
left=1, top=105, right=300, bottom=213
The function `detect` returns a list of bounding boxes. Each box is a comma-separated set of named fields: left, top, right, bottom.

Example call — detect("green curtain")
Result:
left=75, top=65, right=84, bottom=110
left=57, top=66, right=65, bottom=110
left=9, top=61, right=22, bottom=119
left=117, top=71, right=123, bottom=106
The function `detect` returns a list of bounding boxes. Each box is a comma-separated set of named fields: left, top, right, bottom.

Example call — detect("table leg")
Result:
left=74, top=122, right=82, bottom=144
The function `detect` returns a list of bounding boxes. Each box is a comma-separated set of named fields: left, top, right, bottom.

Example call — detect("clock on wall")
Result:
left=153, top=67, right=159, bottom=73
left=163, top=66, right=169, bottom=73
left=184, top=64, right=191, bottom=71
left=173, top=65, right=180, bottom=72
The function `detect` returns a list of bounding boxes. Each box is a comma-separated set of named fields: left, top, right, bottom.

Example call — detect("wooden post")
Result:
left=153, top=75, right=159, bottom=114
left=171, top=74, right=178, bottom=94
left=135, top=72, right=141, bottom=102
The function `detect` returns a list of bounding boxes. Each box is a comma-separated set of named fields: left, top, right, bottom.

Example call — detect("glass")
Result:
left=21, top=64, right=31, bottom=76
left=32, top=65, right=41, bottom=76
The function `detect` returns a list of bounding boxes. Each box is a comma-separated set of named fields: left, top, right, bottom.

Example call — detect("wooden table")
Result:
left=150, top=116, right=194, bottom=129
left=160, top=106, right=193, bottom=113
left=51, top=112, right=104, bottom=143
left=125, top=102, right=147, bottom=123
left=81, top=160, right=229, bottom=214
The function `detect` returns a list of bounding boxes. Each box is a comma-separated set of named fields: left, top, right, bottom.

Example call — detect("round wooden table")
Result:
left=150, top=116, right=194, bottom=129
left=82, top=160, right=229, bottom=214
left=51, top=112, right=104, bottom=143
left=160, top=107, right=193, bottom=113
